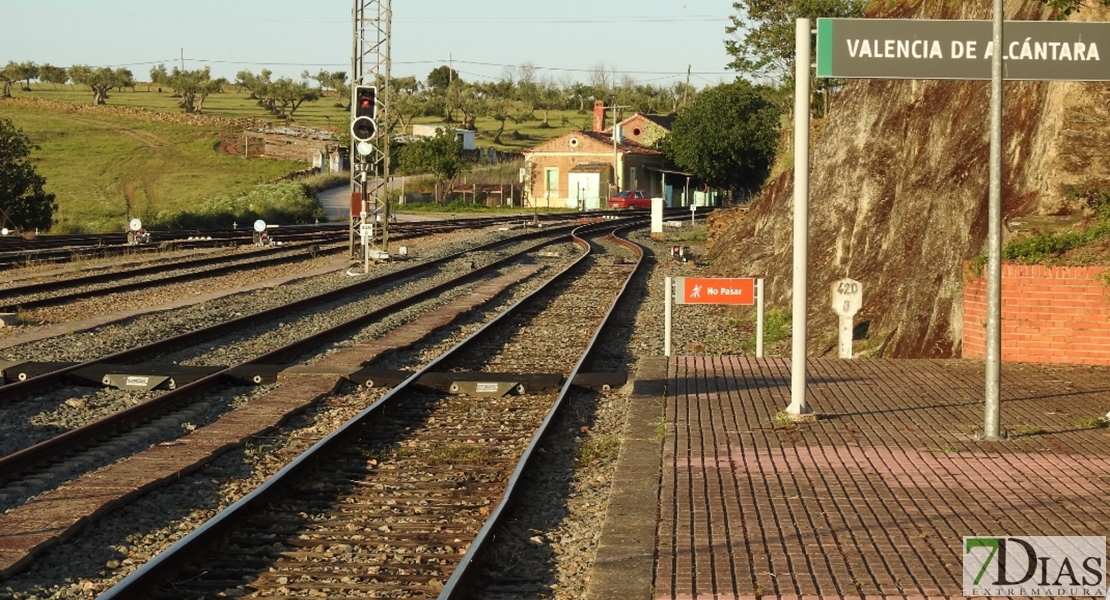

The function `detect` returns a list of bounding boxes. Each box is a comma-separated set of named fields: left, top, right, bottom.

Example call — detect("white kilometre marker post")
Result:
left=831, top=279, right=863, bottom=359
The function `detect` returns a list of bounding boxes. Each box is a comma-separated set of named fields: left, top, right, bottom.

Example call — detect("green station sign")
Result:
left=817, top=18, right=1110, bottom=80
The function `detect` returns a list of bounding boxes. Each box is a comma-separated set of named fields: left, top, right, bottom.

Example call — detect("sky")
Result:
left=1, top=1, right=740, bottom=89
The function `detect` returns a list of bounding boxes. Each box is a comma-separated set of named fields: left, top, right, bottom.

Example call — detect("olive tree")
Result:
left=68, top=65, right=133, bottom=105
left=150, top=65, right=226, bottom=113
left=394, top=130, right=471, bottom=202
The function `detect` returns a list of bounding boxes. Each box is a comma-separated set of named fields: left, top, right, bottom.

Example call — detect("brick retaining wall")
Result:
left=963, top=263, right=1110, bottom=364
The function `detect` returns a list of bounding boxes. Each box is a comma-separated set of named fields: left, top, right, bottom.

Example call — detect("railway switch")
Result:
left=448, top=380, right=526, bottom=397
left=93, top=365, right=225, bottom=391
left=0, top=360, right=20, bottom=381
left=10, top=362, right=80, bottom=382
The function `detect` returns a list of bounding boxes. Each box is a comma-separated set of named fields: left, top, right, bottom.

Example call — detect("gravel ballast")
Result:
left=0, top=220, right=740, bottom=600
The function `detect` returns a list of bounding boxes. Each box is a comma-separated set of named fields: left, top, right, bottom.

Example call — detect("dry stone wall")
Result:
left=1, top=96, right=270, bottom=130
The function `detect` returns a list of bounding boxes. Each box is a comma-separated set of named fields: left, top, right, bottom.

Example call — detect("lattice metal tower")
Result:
left=350, top=0, right=392, bottom=257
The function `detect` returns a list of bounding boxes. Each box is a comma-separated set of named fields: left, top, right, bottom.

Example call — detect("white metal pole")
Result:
left=665, top=276, right=673, bottom=358
left=756, top=278, right=764, bottom=359
left=983, top=0, right=1004, bottom=440
left=787, top=18, right=813, bottom=416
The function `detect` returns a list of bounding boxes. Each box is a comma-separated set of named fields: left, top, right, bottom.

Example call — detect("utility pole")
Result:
left=350, top=0, right=392, bottom=262
left=605, top=104, right=631, bottom=196
left=683, top=65, right=691, bottom=108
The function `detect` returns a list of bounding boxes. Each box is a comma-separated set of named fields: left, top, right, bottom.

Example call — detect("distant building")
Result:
left=599, top=101, right=721, bottom=208
left=411, top=124, right=476, bottom=150
left=522, top=129, right=665, bottom=210
left=244, top=126, right=339, bottom=164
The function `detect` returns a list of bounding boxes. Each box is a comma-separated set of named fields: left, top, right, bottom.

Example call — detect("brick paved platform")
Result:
left=654, top=357, right=1110, bottom=600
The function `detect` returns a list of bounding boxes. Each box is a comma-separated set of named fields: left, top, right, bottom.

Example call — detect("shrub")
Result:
left=143, top=181, right=325, bottom=230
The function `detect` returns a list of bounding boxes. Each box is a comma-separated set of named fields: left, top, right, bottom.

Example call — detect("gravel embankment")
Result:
left=0, top=220, right=744, bottom=600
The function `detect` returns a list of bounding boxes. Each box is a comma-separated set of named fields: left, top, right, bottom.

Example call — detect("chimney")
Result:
left=593, top=100, right=606, bottom=132
left=614, top=123, right=622, bottom=144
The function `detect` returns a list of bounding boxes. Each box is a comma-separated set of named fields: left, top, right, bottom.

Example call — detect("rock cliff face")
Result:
left=708, top=0, right=1110, bottom=358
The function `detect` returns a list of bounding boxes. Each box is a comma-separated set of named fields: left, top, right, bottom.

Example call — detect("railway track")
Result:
left=94, top=224, right=644, bottom=599
left=0, top=223, right=587, bottom=473
left=0, top=223, right=348, bottom=271
left=0, top=219, right=535, bottom=310
left=0, top=241, right=344, bottom=312
left=0, top=219, right=645, bottom=588
left=0, top=212, right=611, bottom=271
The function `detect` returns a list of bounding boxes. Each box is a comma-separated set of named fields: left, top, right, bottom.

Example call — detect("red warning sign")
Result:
left=676, top=277, right=755, bottom=305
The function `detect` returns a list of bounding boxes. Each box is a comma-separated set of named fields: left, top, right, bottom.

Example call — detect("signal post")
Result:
left=350, top=0, right=392, bottom=267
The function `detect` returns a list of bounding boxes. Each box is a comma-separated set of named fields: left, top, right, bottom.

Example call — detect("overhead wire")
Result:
left=5, top=9, right=735, bottom=81
left=0, top=10, right=727, bottom=25
left=71, top=57, right=732, bottom=80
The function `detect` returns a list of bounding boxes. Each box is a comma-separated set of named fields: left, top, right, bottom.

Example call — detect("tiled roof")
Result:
left=576, top=130, right=663, bottom=155
left=602, top=112, right=677, bottom=134
left=523, top=130, right=663, bottom=156
left=641, top=114, right=677, bottom=130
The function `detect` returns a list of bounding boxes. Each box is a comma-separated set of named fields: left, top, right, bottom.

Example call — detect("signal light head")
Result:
left=354, top=85, right=377, bottom=120
left=351, top=116, right=377, bottom=143
left=351, top=84, right=378, bottom=143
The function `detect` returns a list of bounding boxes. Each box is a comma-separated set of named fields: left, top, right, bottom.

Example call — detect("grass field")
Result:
left=1, top=84, right=587, bottom=232
left=2, top=98, right=304, bottom=232
left=9, top=84, right=590, bottom=150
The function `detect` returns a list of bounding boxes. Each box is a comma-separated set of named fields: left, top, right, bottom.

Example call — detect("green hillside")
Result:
left=1, top=98, right=304, bottom=233
left=1, top=84, right=590, bottom=232
left=9, top=84, right=589, bottom=150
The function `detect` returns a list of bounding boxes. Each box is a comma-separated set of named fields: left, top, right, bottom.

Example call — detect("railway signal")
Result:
left=351, top=85, right=377, bottom=143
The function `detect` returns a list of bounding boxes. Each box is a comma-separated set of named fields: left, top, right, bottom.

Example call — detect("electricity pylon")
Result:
left=350, top=0, right=392, bottom=261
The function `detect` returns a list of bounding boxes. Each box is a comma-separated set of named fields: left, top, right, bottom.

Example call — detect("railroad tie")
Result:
left=0, top=264, right=543, bottom=581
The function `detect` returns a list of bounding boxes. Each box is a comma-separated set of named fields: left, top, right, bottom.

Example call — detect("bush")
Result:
left=143, top=181, right=326, bottom=229
left=970, top=190, right=1110, bottom=272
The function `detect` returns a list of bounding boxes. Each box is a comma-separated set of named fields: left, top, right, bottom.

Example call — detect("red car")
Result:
left=609, top=190, right=653, bottom=209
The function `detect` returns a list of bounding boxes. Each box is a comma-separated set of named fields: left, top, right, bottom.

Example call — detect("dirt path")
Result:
left=70, top=117, right=171, bottom=148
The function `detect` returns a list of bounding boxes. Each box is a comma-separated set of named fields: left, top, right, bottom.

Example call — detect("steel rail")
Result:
left=0, top=223, right=580, bottom=400
left=0, top=220, right=458, bottom=272
left=95, top=221, right=638, bottom=600
left=0, top=242, right=345, bottom=311
left=0, top=209, right=662, bottom=270
left=438, top=223, right=646, bottom=599
left=0, top=213, right=557, bottom=258
left=0, top=219, right=459, bottom=270
left=0, top=232, right=341, bottom=271
left=0, top=222, right=613, bottom=480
